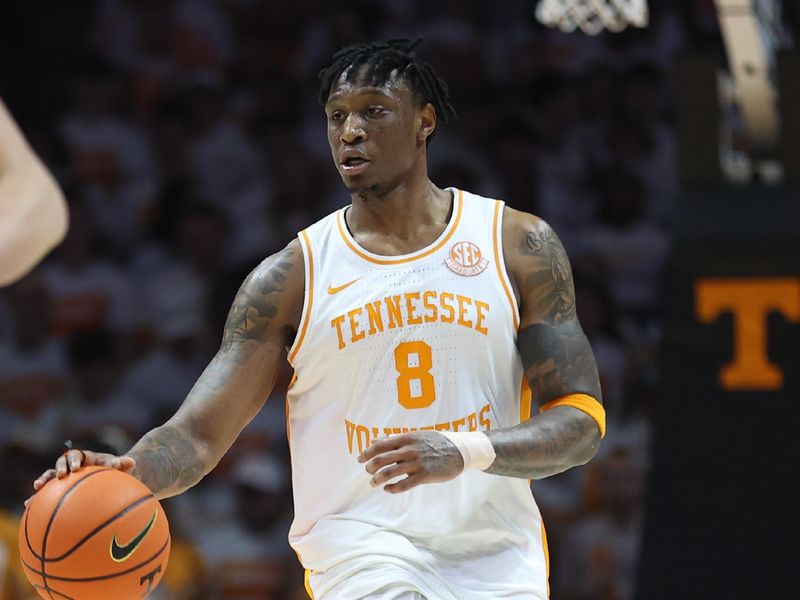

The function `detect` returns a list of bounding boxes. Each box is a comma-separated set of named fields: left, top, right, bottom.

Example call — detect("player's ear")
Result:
left=418, top=103, right=436, bottom=143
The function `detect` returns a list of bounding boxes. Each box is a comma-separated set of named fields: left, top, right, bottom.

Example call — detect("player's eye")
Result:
left=328, top=111, right=344, bottom=122
left=366, top=106, right=385, bottom=116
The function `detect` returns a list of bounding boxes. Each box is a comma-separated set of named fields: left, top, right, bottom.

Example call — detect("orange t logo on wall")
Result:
left=695, top=277, right=800, bottom=390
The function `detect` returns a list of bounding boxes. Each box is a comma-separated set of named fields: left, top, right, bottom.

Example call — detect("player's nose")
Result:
left=341, top=114, right=366, bottom=144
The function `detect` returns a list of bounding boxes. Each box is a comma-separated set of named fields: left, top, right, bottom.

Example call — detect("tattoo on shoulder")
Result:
left=520, top=222, right=576, bottom=324
left=525, top=227, right=553, bottom=253
left=221, top=244, right=299, bottom=355
left=514, top=219, right=602, bottom=403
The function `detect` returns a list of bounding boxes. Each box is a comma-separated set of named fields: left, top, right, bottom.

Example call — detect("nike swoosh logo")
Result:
left=327, top=277, right=361, bottom=295
left=110, top=509, right=158, bottom=562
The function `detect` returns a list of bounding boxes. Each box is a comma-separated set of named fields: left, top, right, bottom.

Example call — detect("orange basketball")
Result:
left=18, top=465, right=171, bottom=600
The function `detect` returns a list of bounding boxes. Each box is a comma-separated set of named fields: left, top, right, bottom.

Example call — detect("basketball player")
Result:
left=32, top=40, right=605, bottom=599
left=0, top=98, right=69, bottom=286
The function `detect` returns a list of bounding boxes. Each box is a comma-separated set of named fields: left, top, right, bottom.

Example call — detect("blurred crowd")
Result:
left=1, top=1, right=781, bottom=599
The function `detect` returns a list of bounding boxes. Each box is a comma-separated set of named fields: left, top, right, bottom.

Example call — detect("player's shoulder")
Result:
left=501, top=204, right=552, bottom=243
left=242, top=238, right=305, bottom=298
left=500, top=205, right=572, bottom=282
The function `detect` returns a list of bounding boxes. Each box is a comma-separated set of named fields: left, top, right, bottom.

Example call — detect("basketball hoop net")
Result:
left=535, top=0, right=649, bottom=35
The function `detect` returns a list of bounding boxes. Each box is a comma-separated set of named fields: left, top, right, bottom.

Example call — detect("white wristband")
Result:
left=439, top=431, right=496, bottom=472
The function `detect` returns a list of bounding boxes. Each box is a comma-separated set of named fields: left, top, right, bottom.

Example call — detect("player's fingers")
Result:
left=364, top=449, right=413, bottom=475
left=115, top=456, right=136, bottom=471
left=66, top=449, right=86, bottom=472
left=358, top=436, right=406, bottom=463
left=371, top=462, right=415, bottom=487
left=54, top=454, right=69, bottom=478
left=79, top=452, right=130, bottom=471
left=89, top=452, right=117, bottom=467
left=383, top=472, right=420, bottom=494
left=32, top=469, right=57, bottom=491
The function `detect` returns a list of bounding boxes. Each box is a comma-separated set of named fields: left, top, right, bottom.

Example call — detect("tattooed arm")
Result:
left=484, top=207, right=603, bottom=480
left=33, top=240, right=304, bottom=500
left=128, top=240, right=304, bottom=497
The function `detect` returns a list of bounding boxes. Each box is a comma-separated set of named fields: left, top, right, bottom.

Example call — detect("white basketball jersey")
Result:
left=286, top=189, right=549, bottom=599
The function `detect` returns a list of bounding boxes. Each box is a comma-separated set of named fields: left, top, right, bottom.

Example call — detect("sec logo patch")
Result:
left=445, top=241, right=489, bottom=276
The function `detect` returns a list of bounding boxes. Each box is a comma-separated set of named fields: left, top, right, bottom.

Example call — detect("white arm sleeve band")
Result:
left=439, top=431, right=496, bottom=472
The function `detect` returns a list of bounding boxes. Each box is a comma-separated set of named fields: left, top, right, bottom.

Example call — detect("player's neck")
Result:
left=346, top=178, right=453, bottom=255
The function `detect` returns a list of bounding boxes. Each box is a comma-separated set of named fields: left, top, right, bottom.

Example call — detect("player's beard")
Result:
left=342, top=169, right=406, bottom=201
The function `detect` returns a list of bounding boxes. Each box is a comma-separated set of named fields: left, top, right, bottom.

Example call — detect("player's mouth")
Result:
left=340, top=154, right=371, bottom=176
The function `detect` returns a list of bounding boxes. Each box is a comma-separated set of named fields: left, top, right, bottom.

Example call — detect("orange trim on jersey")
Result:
left=542, top=521, right=551, bottom=598
left=336, top=190, right=464, bottom=265
left=304, top=569, right=314, bottom=599
left=492, top=200, right=519, bottom=330
left=284, top=383, right=293, bottom=465
left=540, top=393, right=606, bottom=438
left=289, top=230, right=314, bottom=363
left=520, top=376, right=532, bottom=423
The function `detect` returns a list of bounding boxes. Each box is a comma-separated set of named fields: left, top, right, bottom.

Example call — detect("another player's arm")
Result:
left=484, top=207, right=603, bottom=479
left=35, top=240, right=304, bottom=500
left=0, top=98, right=69, bottom=286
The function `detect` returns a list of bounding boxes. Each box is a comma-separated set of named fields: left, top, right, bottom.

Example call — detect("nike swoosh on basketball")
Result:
left=110, top=509, right=158, bottom=562
left=327, top=277, right=361, bottom=294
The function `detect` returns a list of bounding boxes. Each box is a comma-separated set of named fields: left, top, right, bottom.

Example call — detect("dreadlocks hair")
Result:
left=318, top=38, right=458, bottom=145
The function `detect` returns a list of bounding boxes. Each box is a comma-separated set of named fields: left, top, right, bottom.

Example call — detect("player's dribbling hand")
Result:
left=26, top=450, right=136, bottom=507
left=358, top=431, right=464, bottom=493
